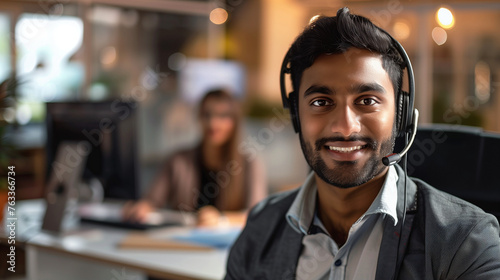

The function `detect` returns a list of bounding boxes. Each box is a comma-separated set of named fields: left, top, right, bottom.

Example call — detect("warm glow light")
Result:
left=393, top=21, right=410, bottom=41
left=210, top=8, right=228, bottom=25
left=436, top=7, right=455, bottom=29
left=432, top=27, right=447, bottom=45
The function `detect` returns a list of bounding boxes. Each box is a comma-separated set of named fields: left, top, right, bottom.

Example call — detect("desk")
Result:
left=8, top=200, right=229, bottom=280
left=27, top=226, right=229, bottom=280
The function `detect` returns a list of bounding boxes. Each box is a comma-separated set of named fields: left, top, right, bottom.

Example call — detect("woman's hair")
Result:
left=198, top=89, right=246, bottom=211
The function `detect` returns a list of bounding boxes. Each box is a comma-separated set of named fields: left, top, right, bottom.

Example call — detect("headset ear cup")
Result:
left=396, top=92, right=403, bottom=135
left=288, top=91, right=301, bottom=133
left=397, top=91, right=410, bottom=137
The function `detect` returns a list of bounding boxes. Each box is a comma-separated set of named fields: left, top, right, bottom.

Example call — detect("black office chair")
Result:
left=397, top=124, right=500, bottom=221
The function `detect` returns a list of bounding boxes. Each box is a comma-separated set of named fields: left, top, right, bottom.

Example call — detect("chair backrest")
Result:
left=398, top=124, right=500, bottom=221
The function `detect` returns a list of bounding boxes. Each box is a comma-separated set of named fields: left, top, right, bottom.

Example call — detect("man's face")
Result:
left=298, top=48, right=396, bottom=188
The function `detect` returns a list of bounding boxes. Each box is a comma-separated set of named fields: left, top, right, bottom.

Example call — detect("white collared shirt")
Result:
left=286, top=166, right=399, bottom=280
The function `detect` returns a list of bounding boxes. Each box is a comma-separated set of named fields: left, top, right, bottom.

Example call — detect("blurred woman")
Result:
left=122, top=89, right=267, bottom=227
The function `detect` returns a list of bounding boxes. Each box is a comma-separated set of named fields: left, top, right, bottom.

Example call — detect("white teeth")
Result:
left=328, top=145, right=363, bottom=153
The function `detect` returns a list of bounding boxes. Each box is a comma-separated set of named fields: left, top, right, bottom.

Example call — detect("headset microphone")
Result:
left=383, top=109, right=419, bottom=166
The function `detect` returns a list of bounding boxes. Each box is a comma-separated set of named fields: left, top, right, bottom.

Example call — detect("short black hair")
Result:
left=288, top=7, right=404, bottom=96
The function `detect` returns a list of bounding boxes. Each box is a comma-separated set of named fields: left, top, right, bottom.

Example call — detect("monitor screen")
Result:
left=45, top=101, right=138, bottom=200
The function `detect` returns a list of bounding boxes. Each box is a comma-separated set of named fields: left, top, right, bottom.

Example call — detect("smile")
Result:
left=327, top=145, right=364, bottom=153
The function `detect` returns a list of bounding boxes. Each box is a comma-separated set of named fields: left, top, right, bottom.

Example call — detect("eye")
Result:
left=356, top=97, right=379, bottom=106
left=311, top=99, right=333, bottom=107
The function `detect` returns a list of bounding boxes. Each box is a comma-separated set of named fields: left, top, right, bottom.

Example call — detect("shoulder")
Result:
left=247, top=188, right=299, bottom=222
left=226, top=189, right=302, bottom=279
left=157, top=147, right=200, bottom=178
left=413, top=177, right=495, bottom=224
left=411, top=178, right=500, bottom=277
left=231, top=188, right=299, bottom=248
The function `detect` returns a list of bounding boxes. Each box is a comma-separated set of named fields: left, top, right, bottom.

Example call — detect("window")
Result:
left=14, top=12, right=83, bottom=123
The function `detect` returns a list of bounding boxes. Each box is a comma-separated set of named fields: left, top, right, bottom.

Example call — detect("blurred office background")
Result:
left=1, top=0, right=500, bottom=200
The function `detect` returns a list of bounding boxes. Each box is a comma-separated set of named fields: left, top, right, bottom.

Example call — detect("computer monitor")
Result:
left=45, top=101, right=139, bottom=200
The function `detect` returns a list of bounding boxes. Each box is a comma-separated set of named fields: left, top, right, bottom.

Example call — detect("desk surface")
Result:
left=8, top=199, right=230, bottom=280
left=28, top=225, right=229, bottom=280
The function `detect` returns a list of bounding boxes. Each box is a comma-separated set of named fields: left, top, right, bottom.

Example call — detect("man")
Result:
left=225, top=7, right=500, bottom=280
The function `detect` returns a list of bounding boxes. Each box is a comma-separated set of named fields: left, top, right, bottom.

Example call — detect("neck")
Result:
left=315, top=167, right=389, bottom=246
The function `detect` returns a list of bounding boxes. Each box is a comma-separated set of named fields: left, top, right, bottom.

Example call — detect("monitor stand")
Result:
left=42, top=141, right=88, bottom=233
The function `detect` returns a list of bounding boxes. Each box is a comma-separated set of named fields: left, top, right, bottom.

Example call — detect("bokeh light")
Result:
left=436, top=7, right=455, bottom=29
left=393, top=21, right=410, bottom=41
left=100, top=46, right=117, bottom=68
left=210, top=8, right=228, bottom=25
left=432, top=27, right=447, bottom=45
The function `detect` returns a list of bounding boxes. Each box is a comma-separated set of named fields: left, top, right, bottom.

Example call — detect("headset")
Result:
left=279, top=22, right=420, bottom=279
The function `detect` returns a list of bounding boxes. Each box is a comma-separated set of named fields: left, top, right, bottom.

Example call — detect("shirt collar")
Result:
left=365, top=165, right=399, bottom=226
left=286, top=172, right=317, bottom=235
left=286, top=166, right=399, bottom=235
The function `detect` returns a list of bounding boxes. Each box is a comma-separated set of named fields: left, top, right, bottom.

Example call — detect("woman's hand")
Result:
left=122, top=200, right=154, bottom=223
left=197, top=205, right=229, bottom=227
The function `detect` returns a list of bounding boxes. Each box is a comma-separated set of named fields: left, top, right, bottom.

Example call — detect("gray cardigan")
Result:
left=226, top=165, right=500, bottom=279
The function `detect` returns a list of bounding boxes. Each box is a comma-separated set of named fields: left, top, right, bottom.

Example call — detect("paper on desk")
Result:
left=171, top=227, right=241, bottom=249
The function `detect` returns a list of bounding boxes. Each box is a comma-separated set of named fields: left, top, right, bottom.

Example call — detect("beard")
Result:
left=299, top=130, right=396, bottom=189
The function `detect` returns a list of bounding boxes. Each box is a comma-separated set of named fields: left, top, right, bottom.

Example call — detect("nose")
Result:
left=330, top=105, right=361, bottom=137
